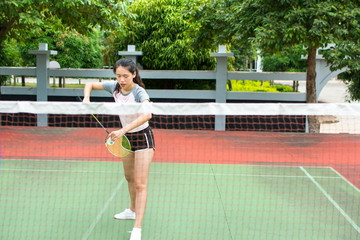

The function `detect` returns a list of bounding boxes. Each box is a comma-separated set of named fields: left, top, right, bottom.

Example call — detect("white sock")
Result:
left=132, top=228, right=141, bottom=233
left=130, top=227, right=142, bottom=240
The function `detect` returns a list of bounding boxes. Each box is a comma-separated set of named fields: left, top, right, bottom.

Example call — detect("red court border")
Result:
left=1, top=127, right=359, bottom=188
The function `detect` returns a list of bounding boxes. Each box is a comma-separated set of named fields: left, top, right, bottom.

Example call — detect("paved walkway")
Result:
left=314, top=79, right=359, bottom=134
left=277, top=78, right=360, bottom=134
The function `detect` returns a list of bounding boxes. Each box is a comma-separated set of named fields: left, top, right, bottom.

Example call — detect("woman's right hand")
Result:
left=83, top=82, right=104, bottom=103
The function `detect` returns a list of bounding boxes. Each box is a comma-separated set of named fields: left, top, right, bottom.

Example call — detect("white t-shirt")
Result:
left=103, top=81, right=150, bottom=133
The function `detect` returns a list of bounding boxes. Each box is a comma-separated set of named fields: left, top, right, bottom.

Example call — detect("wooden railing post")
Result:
left=29, top=43, right=57, bottom=126
left=210, top=45, right=234, bottom=131
left=118, top=45, right=143, bottom=64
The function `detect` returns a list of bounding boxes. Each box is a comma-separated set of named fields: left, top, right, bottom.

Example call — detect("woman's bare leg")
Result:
left=133, top=149, right=154, bottom=228
left=122, top=152, right=136, bottom=212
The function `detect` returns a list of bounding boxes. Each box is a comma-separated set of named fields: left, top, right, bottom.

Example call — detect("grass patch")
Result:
left=8, top=79, right=294, bottom=92
left=227, top=80, right=293, bottom=92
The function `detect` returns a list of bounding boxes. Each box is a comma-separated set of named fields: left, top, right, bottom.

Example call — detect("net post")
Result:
left=305, top=115, right=309, bottom=133
left=210, top=45, right=234, bottom=131
left=28, top=43, right=58, bottom=127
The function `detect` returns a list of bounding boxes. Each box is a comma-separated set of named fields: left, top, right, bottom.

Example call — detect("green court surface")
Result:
left=1, top=159, right=359, bottom=240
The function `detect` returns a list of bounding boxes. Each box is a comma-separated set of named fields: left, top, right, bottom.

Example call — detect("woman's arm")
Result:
left=83, top=82, right=104, bottom=102
left=108, top=100, right=152, bottom=140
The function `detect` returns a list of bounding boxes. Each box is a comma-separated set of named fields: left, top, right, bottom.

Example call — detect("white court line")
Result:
left=1, top=168, right=117, bottom=174
left=81, top=178, right=126, bottom=240
left=0, top=158, right=339, bottom=168
left=2, top=168, right=342, bottom=179
left=151, top=171, right=342, bottom=179
left=300, top=167, right=360, bottom=234
left=328, top=167, right=360, bottom=193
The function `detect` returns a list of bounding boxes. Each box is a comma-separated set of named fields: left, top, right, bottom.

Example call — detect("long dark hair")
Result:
left=113, top=58, right=145, bottom=92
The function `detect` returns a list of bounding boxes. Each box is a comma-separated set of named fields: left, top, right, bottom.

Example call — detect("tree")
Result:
left=104, top=0, right=216, bottom=89
left=262, top=46, right=307, bottom=72
left=16, top=18, right=104, bottom=68
left=192, top=0, right=359, bottom=103
left=323, top=41, right=360, bottom=101
left=125, top=0, right=215, bottom=70
left=0, top=0, right=131, bottom=85
left=0, top=0, right=129, bottom=50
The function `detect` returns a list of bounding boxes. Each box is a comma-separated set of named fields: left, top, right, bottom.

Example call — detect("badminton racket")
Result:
left=77, top=96, right=131, bottom=158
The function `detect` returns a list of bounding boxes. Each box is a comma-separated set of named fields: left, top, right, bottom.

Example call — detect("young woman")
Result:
left=83, top=58, right=155, bottom=240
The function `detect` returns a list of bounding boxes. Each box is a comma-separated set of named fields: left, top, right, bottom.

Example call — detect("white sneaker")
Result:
left=114, top=209, right=136, bottom=220
left=130, top=228, right=141, bottom=240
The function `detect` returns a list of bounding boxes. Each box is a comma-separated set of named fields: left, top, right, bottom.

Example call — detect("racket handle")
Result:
left=77, top=95, right=110, bottom=134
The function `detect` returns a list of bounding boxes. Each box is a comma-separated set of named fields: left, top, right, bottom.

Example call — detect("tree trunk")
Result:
left=306, top=46, right=317, bottom=103
left=306, top=46, right=320, bottom=133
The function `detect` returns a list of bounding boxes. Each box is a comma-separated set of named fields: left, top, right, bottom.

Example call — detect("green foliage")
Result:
left=54, top=31, right=103, bottom=68
left=0, top=39, right=23, bottom=85
left=6, top=16, right=104, bottom=68
left=193, top=0, right=359, bottom=102
left=339, top=70, right=360, bottom=102
left=1, top=0, right=358, bottom=98
left=262, top=46, right=307, bottom=72
left=322, top=41, right=359, bottom=101
left=0, top=39, right=23, bottom=66
left=231, top=0, right=359, bottom=52
left=323, top=42, right=360, bottom=72
left=0, top=0, right=130, bottom=71
left=0, top=0, right=129, bottom=47
left=190, top=0, right=235, bottom=48
left=118, top=0, right=215, bottom=71
left=190, top=0, right=255, bottom=71
left=101, top=0, right=217, bottom=90
left=227, top=80, right=293, bottom=92
left=274, top=84, right=293, bottom=92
